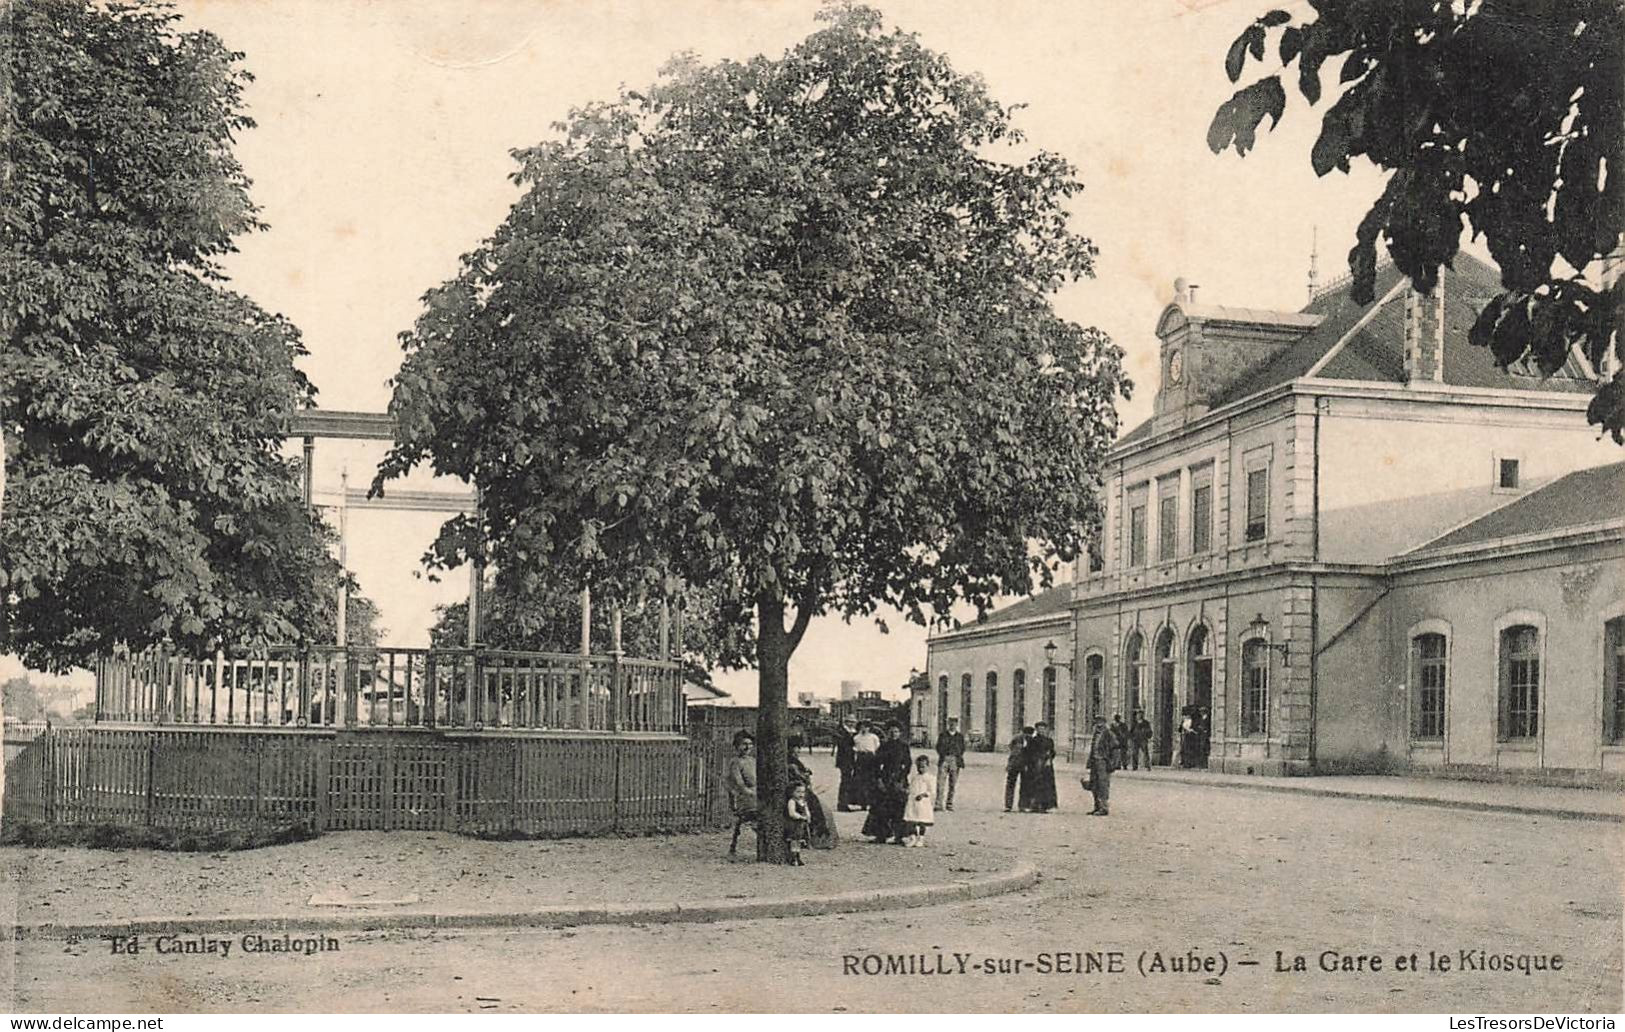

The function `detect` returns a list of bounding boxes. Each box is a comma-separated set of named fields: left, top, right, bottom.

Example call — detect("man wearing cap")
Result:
left=933, top=716, right=966, bottom=811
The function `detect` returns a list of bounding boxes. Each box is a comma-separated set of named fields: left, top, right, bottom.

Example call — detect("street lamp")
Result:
left=1043, top=640, right=1078, bottom=762
left=1246, top=613, right=1291, bottom=666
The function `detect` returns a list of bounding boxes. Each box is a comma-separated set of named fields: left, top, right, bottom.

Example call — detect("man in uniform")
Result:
left=934, top=716, right=966, bottom=811
left=1085, top=715, right=1116, bottom=816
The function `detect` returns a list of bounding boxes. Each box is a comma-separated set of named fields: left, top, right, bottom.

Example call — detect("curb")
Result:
left=0, top=862, right=1040, bottom=943
left=1139, top=773, right=1623, bottom=823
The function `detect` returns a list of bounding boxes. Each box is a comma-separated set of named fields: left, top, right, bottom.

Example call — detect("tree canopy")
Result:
left=1, top=0, right=341, bottom=668
left=378, top=2, right=1127, bottom=858
left=1209, top=1, right=1623, bottom=441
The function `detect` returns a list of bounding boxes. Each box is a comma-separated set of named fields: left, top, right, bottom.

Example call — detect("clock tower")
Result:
left=1151, top=277, right=1323, bottom=436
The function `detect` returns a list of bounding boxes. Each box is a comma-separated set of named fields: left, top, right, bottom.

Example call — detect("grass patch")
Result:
left=0, top=819, right=320, bottom=852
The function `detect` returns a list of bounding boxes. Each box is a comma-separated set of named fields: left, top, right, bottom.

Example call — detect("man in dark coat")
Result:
left=1004, top=727, right=1030, bottom=812
left=1023, top=722, right=1059, bottom=812
left=1110, top=714, right=1130, bottom=770
left=933, top=716, right=966, bottom=811
left=861, top=723, right=913, bottom=843
left=833, top=720, right=858, bottom=811
left=1084, top=716, right=1116, bottom=816
left=1130, top=711, right=1153, bottom=770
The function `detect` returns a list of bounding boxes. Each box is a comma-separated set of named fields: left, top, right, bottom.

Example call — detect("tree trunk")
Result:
left=755, top=596, right=791, bottom=863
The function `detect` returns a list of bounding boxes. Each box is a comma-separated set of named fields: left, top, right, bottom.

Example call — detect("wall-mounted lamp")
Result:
left=1043, top=639, right=1074, bottom=673
left=1246, top=613, right=1291, bottom=666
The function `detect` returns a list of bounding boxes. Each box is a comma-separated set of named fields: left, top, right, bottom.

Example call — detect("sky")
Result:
left=167, top=0, right=1387, bottom=705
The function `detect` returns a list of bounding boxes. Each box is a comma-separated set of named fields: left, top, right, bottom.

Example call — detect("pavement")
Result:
left=6, top=760, right=1619, bottom=1013
left=958, top=749, right=1625, bottom=821
left=0, top=813, right=1033, bottom=942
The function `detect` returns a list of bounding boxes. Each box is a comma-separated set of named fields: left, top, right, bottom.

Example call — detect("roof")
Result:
left=1180, top=304, right=1323, bottom=328
left=1409, top=461, right=1625, bottom=554
left=1115, top=253, right=1596, bottom=450
left=959, top=584, right=1072, bottom=631
left=1207, top=261, right=1414, bottom=407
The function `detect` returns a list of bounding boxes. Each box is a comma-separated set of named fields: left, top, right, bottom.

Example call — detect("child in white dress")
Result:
left=902, top=755, right=936, bottom=846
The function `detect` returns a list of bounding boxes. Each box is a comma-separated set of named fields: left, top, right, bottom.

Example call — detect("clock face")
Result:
left=1168, top=350, right=1184, bottom=384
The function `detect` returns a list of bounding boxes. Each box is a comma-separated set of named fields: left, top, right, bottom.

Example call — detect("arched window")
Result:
left=1411, top=632, right=1448, bottom=740
left=1498, top=625, right=1540, bottom=741
left=1042, top=666, right=1058, bottom=729
left=1241, top=639, right=1269, bottom=736
left=985, top=671, right=1000, bottom=747
left=1011, top=668, right=1027, bottom=734
left=1608, top=618, right=1625, bottom=746
left=1124, top=631, right=1145, bottom=717
left=1084, top=653, right=1105, bottom=725
left=1153, top=628, right=1176, bottom=763
left=937, top=674, right=950, bottom=736
left=960, top=673, right=973, bottom=736
left=1186, top=624, right=1212, bottom=715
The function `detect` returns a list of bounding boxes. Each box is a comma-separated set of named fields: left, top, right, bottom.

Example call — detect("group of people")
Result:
left=833, top=721, right=937, bottom=846
left=724, top=730, right=839, bottom=864
left=726, top=703, right=1214, bottom=859
left=1178, top=705, right=1212, bottom=768
left=999, top=720, right=1059, bottom=813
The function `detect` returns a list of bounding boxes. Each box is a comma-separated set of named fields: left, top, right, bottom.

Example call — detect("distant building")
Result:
left=839, top=680, right=863, bottom=701
left=927, top=256, right=1623, bottom=781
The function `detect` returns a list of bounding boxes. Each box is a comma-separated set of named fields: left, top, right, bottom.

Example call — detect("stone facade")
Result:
left=928, top=257, right=1624, bottom=781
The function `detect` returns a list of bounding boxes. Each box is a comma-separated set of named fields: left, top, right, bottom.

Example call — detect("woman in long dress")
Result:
left=861, top=723, right=913, bottom=843
left=1024, top=723, right=1059, bottom=813
left=787, top=746, right=839, bottom=849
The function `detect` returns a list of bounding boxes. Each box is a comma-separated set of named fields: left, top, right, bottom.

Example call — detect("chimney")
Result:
left=1188, top=283, right=1200, bottom=304
left=1403, top=267, right=1445, bottom=384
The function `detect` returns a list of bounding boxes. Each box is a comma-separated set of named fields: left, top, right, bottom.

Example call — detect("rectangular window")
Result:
left=1129, top=504, right=1147, bottom=567
left=1157, top=495, right=1178, bottom=560
left=1042, top=667, right=1058, bottom=728
left=1498, top=458, right=1520, bottom=490
left=1157, top=478, right=1179, bottom=562
left=1411, top=633, right=1447, bottom=739
left=1191, top=480, right=1212, bottom=554
left=1606, top=618, right=1625, bottom=746
left=1499, top=626, right=1540, bottom=740
left=1245, top=468, right=1268, bottom=542
left=1241, top=641, right=1269, bottom=736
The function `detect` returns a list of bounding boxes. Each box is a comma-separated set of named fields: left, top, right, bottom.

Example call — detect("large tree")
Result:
left=1208, top=1, right=1624, bottom=441
left=378, top=3, right=1127, bottom=860
left=1, top=0, right=339, bottom=668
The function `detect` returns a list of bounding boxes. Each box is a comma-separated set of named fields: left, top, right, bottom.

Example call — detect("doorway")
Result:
left=1186, top=624, right=1213, bottom=768
left=1154, top=629, right=1176, bottom=765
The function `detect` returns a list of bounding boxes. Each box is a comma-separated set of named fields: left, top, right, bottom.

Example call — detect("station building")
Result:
left=925, top=255, right=1624, bottom=781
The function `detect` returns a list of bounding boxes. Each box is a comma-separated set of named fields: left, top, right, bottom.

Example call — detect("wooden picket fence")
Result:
left=94, top=645, right=686, bottom=735
left=2, top=726, right=726, bottom=837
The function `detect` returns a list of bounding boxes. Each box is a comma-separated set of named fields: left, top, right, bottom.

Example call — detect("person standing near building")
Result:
left=852, top=721, right=881, bottom=809
left=862, top=723, right=914, bottom=843
left=1178, top=706, right=1197, bottom=768
left=1085, top=715, right=1115, bottom=816
left=1024, top=722, right=1059, bottom=813
left=1110, top=714, right=1130, bottom=770
left=1130, top=711, right=1153, bottom=770
left=1004, top=727, right=1030, bottom=812
left=834, top=719, right=858, bottom=811
left=934, top=716, right=966, bottom=811
left=903, top=755, right=936, bottom=846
